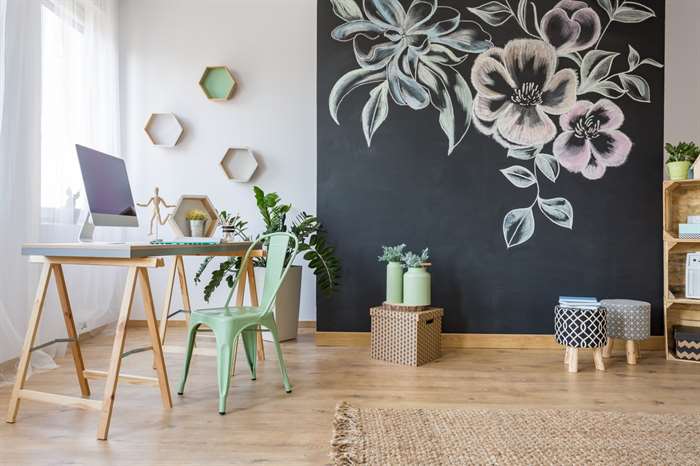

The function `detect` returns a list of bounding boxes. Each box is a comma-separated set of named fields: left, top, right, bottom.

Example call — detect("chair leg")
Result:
left=213, top=325, right=237, bottom=415
left=177, top=323, right=200, bottom=395
left=626, top=339, right=637, bottom=365
left=241, top=328, right=257, bottom=380
left=267, top=320, right=292, bottom=393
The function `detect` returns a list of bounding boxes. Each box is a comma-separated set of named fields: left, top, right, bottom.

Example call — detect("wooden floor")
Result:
left=0, top=327, right=698, bottom=465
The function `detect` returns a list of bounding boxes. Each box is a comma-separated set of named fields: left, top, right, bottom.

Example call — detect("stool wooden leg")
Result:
left=593, top=348, right=605, bottom=371
left=567, top=347, right=578, bottom=373
left=602, top=338, right=614, bottom=358
left=564, top=347, right=570, bottom=365
left=635, top=342, right=641, bottom=360
left=626, top=340, right=637, bottom=365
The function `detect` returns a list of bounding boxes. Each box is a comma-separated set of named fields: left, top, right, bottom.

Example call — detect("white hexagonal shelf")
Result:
left=220, top=147, right=258, bottom=183
left=144, top=113, right=184, bottom=147
left=168, top=195, right=218, bottom=238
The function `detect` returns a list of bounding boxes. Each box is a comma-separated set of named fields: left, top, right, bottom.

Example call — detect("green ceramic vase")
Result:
left=667, top=161, right=691, bottom=181
left=403, top=266, right=430, bottom=306
left=385, top=261, right=403, bottom=304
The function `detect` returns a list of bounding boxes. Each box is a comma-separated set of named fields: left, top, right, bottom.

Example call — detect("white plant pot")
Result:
left=189, top=219, right=205, bottom=237
left=253, top=265, right=302, bottom=342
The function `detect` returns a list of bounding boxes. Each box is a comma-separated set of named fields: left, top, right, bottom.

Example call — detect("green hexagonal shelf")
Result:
left=199, top=66, right=236, bottom=101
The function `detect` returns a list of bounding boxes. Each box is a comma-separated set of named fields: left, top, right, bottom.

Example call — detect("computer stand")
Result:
left=78, top=212, right=95, bottom=242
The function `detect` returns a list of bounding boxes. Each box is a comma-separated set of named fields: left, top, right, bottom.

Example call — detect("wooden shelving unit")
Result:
left=662, top=179, right=700, bottom=363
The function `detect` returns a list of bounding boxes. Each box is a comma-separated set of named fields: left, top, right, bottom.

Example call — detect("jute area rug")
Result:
left=330, top=402, right=700, bottom=465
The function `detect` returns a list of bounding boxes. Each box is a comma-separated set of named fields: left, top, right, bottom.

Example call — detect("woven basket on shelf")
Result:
left=369, top=306, right=443, bottom=366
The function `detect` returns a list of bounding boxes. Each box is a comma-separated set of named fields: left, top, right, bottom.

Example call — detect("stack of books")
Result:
left=558, top=296, right=600, bottom=309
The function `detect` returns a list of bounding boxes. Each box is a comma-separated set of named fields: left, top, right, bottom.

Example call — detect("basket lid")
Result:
left=370, top=306, right=443, bottom=321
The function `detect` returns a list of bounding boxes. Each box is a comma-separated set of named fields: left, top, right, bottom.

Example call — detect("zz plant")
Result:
left=194, top=186, right=341, bottom=302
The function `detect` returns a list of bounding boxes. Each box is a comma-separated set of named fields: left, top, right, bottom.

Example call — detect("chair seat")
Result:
left=193, top=306, right=265, bottom=322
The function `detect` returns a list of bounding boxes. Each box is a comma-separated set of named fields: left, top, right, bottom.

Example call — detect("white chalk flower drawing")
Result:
left=328, top=0, right=663, bottom=248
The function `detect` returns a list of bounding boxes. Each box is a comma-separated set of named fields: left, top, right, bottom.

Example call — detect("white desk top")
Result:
left=21, top=242, right=254, bottom=259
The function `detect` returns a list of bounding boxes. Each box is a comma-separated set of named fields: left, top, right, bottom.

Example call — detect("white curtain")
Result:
left=0, top=0, right=122, bottom=382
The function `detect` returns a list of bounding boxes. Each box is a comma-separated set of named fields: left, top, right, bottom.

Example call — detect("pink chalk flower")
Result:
left=553, top=99, right=632, bottom=180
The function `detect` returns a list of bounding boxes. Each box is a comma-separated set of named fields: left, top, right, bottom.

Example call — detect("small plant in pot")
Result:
left=186, top=209, right=208, bottom=237
left=218, top=210, right=247, bottom=243
left=378, top=244, right=406, bottom=304
left=665, top=142, right=700, bottom=181
left=401, top=248, right=431, bottom=307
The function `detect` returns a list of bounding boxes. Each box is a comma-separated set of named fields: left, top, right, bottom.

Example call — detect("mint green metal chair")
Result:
left=177, top=232, right=299, bottom=414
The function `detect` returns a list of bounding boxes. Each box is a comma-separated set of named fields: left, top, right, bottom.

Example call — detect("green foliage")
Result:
left=665, top=141, right=700, bottom=163
left=401, top=248, right=430, bottom=269
left=378, top=244, right=406, bottom=263
left=185, top=209, right=208, bottom=221
left=195, top=186, right=341, bottom=302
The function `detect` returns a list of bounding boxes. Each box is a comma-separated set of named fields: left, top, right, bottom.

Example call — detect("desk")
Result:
left=7, top=242, right=261, bottom=440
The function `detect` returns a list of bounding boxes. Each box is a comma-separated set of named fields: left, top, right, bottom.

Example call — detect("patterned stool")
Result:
left=600, top=299, right=651, bottom=365
left=554, top=305, right=607, bottom=373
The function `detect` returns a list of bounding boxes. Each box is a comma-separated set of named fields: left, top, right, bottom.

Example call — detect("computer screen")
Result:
left=76, top=144, right=138, bottom=227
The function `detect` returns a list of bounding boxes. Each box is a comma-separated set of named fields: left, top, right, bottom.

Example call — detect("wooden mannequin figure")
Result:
left=137, top=187, right=175, bottom=237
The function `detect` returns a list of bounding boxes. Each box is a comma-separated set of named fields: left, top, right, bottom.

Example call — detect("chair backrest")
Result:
left=224, top=232, right=299, bottom=317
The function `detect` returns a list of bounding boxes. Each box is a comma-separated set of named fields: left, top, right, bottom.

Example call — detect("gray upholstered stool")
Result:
left=600, top=299, right=651, bottom=365
left=554, top=305, right=607, bottom=372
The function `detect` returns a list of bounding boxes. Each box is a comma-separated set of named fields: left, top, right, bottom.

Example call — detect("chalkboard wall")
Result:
left=317, top=0, right=665, bottom=335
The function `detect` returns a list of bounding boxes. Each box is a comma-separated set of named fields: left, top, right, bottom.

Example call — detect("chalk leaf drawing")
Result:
left=329, top=0, right=493, bottom=153
left=327, top=0, right=662, bottom=248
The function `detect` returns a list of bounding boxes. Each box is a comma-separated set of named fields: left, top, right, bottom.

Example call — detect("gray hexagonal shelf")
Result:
left=220, top=148, right=258, bottom=182
left=144, top=113, right=184, bottom=147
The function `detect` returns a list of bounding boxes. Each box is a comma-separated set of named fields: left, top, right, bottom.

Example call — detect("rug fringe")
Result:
left=330, top=401, right=364, bottom=465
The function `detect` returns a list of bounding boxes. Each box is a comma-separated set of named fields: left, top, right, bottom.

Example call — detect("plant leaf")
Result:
left=417, top=61, right=473, bottom=155
left=330, top=0, right=363, bottom=22
left=467, top=1, right=513, bottom=27
left=538, top=197, right=573, bottom=229
left=627, top=44, right=640, bottom=69
left=619, top=73, right=651, bottom=103
left=507, top=145, right=542, bottom=160
left=517, top=0, right=527, bottom=29
left=500, top=165, right=536, bottom=188
left=362, top=81, right=389, bottom=147
left=329, top=68, right=386, bottom=124
left=561, top=52, right=582, bottom=67
left=503, top=207, right=535, bottom=248
left=535, top=153, right=559, bottom=182
left=597, top=0, right=615, bottom=16
left=640, top=57, right=663, bottom=68
left=579, top=50, right=619, bottom=93
left=612, top=1, right=656, bottom=23
left=588, top=80, right=627, bottom=99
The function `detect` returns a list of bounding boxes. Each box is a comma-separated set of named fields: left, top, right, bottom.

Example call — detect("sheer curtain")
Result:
left=0, top=0, right=122, bottom=382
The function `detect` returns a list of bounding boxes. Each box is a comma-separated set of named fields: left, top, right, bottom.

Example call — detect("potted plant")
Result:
left=665, top=142, right=700, bottom=181
left=195, top=186, right=341, bottom=341
left=186, top=209, right=208, bottom=237
left=218, top=210, right=247, bottom=243
left=401, top=248, right=431, bottom=306
left=378, top=244, right=406, bottom=304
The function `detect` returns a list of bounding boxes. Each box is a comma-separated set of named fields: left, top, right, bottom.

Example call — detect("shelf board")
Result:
left=664, top=178, right=700, bottom=189
left=667, top=298, right=700, bottom=305
left=666, top=353, right=700, bottom=364
left=664, top=236, right=700, bottom=244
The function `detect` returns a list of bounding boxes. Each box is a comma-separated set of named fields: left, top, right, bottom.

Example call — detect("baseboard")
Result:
left=127, top=319, right=318, bottom=329
left=315, top=331, right=666, bottom=350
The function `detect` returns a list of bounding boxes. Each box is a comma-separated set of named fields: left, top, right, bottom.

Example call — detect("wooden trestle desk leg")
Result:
left=52, top=264, right=90, bottom=396
left=98, top=266, right=172, bottom=440
left=6, top=263, right=52, bottom=424
left=158, top=256, right=191, bottom=347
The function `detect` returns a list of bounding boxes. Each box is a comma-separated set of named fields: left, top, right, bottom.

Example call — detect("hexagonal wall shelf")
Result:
left=199, top=66, right=236, bottom=101
left=168, top=195, right=218, bottom=238
left=220, top=148, right=259, bottom=182
left=144, top=113, right=184, bottom=147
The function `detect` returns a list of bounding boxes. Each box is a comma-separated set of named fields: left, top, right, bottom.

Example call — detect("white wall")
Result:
left=665, top=0, right=700, bottom=150
left=119, top=0, right=317, bottom=320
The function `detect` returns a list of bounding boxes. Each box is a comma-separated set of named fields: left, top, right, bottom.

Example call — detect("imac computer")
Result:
left=76, top=144, right=138, bottom=242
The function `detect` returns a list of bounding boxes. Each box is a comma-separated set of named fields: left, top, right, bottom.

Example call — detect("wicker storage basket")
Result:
left=674, top=325, right=700, bottom=361
left=370, top=306, right=443, bottom=366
